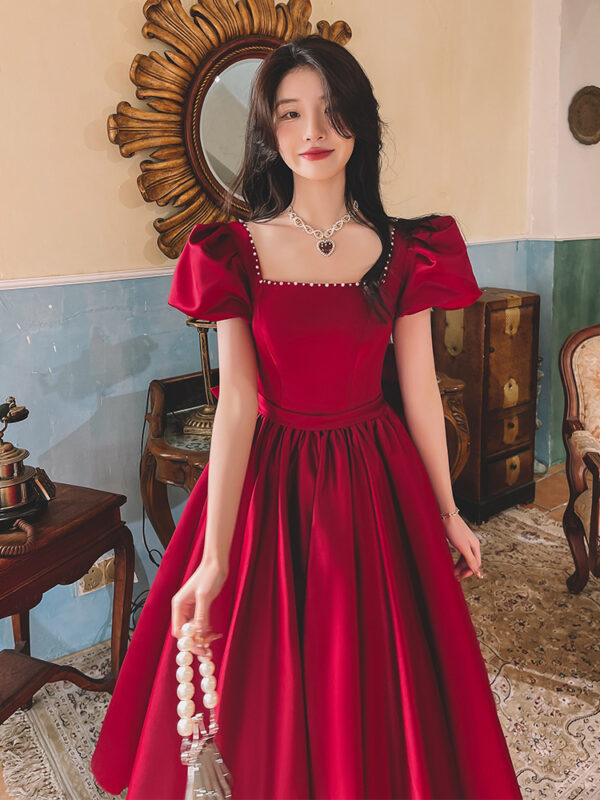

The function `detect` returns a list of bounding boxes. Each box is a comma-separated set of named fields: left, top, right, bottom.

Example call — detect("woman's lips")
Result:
left=299, top=150, right=333, bottom=160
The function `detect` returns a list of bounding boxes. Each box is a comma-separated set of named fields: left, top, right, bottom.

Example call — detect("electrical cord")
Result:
left=130, top=385, right=165, bottom=630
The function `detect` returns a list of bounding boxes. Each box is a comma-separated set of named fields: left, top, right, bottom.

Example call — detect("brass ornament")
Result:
left=107, top=0, right=352, bottom=258
left=503, top=415, right=519, bottom=445
left=504, top=307, right=520, bottom=337
left=443, top=308, right=465, bottom=357
left=503, top=377, right=519, bottom=408
left=505, top=454, right=521, bottom=486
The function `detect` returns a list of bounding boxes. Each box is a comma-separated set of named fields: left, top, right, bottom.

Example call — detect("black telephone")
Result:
left=0, top=396, right=56, bottom=533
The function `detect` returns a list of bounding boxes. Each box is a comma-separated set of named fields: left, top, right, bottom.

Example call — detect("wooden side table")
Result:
left=141, top=370, right=218, bottom=550
left=0, top=482, right=134, bottom=724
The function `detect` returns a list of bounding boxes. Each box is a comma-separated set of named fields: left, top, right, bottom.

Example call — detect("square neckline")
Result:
left=236, top=219, right=397, bottom=288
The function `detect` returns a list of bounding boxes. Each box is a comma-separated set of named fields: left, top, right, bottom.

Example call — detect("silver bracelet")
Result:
left=440, top=506, right=460, bottom=520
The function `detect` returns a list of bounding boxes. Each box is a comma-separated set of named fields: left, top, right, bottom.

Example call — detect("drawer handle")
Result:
left=503, top=416, right=519, bottom=444
left=503, top=378, right=519, bottom=408
left=505, top=455, right=521, bottom=485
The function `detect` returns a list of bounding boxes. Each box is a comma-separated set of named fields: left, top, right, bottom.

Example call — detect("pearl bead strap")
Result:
left=176, top=623, right=234, bottom=797
left=176, top=622, right=220, bottom=741
left=239, top=221, right=395, bottom=288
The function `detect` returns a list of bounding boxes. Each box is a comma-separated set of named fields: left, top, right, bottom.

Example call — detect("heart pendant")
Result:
left=318, top=239, right=335, bottom=256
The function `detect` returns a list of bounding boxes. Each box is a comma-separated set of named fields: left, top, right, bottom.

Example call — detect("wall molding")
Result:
left=1, top=232, right=599, bottom=291
left=0, top=266, right=175, bottom=291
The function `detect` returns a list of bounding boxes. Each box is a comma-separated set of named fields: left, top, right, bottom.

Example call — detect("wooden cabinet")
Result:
left=431, top=288, right=540, bottom=523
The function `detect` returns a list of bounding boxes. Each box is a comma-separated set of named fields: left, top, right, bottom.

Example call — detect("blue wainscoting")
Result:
left=0, top=275, right=206, bottom=660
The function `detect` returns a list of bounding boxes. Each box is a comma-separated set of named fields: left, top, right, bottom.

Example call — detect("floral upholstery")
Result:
left=570, top=335, right=600, bottom=537
left=573, top=335, right=600, bottom=440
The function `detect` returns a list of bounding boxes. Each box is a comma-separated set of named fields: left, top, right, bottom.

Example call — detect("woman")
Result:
left=91, top=35, right=522, bottom=799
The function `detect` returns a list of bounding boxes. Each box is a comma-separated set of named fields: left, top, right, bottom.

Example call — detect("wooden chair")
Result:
left=559, top=323, right=600, bottom=593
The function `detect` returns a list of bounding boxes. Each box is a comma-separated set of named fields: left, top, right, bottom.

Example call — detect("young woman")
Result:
left=92, top=35, right=522, bottom=800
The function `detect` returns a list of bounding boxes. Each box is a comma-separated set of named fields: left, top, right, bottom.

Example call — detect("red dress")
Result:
left=91, top=215, right=522, bottom=800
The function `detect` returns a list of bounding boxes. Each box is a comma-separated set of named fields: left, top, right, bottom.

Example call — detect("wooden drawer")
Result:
left=485, top=447, right=533, bottom=497
left=487, top=305, right=536, bottom=412
left=485, top=407, right=535, bottom=458
left=432, top=289, right=540, bottom=521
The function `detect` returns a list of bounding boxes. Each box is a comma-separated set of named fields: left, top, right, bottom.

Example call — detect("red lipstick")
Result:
left=300, top=147, right=334, bottom=161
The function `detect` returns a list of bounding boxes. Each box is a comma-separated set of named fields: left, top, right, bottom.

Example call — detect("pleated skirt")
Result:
left=91, top=392, right=522, bottom=800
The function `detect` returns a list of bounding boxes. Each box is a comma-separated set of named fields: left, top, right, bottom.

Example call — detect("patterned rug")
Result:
left=467, top=506, right=600, bottom=799
left=0, top=641, right=126, bottom=800
left=0, top=505, right=599, bottom=799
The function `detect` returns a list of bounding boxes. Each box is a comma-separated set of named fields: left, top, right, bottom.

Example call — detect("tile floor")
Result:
left=525, top=460, right=571, bottom=521
left=0, top=461, right=573, bottom=800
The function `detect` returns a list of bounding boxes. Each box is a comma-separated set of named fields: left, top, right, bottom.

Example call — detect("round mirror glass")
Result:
left=200, top=58, right=263, bottom=198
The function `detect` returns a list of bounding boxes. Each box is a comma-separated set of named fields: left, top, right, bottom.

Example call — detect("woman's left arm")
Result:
left=392, top=309, right=484, bottom=582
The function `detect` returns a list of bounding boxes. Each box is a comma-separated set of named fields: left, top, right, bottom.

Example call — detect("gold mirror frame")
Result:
left=107, top=0, right=352, bottom=258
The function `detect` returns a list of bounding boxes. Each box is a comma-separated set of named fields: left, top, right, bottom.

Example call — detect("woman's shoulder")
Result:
left=391, top=213, right=466, bottom=253
left=391, top=213, right=481, bottom=317
left=185, top=219, right=258, bottom=275
left=167, top=219, right=254, bottom=322
left=187, top=219, right=247, bottom=251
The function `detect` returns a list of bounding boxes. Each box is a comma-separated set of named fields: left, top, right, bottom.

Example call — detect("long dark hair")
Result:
left=224, top=35, right=439, bottom=317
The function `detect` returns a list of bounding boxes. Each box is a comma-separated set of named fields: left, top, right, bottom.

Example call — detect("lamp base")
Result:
left=181, top=405, right=216, bottom=438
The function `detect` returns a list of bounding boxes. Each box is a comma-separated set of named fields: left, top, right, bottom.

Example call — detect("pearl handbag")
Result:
left=176, top=622, right=233, bottom=799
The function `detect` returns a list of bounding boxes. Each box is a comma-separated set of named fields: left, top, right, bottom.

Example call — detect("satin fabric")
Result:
left=91, top=216, right=522, bottom=799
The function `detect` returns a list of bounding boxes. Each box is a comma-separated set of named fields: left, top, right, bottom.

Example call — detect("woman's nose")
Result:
left=303, top=110, right=328, bottom=141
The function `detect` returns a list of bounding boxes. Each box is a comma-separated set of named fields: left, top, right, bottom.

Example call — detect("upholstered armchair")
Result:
left=559, top=323, right=600, bottom=593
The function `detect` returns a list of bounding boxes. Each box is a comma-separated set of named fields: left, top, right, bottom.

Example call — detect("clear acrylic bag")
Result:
left=180, top=709, right=233, bottom=799
left=178, top=634, right=233, bottom=799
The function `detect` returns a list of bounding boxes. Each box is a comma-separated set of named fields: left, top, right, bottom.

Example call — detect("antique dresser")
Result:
left=431, top=288, right=540, bottom=523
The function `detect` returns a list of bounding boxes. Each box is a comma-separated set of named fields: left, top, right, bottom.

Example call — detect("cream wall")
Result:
left=528, top=0, right=562, bottom=237
left=0, top=0, right=532, bottom=282
left=556, top=0, right=600, bottom=238
left=528, top=0, right=600, bottom=240
left=313, top=0, right=532, bottom=242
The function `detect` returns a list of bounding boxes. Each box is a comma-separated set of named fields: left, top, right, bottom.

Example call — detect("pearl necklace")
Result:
left=176, top=622, right=233, bottom=797
left=288, top=199, right=358, bottom=257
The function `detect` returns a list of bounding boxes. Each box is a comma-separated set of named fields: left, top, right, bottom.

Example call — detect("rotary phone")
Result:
left=0, top=397, right=56, bottom=554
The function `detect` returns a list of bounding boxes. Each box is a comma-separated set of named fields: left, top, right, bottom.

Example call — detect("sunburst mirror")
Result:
left=107, top=0, right=352, bottom=258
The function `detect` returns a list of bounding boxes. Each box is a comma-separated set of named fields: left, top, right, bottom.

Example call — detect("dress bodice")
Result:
left=167, top=216, right=481, bottom=415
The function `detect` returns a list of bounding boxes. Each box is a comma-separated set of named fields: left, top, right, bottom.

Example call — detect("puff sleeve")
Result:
left=168, top=221, right=252, bottom=322
left=395, top=215, right=482, bottom=317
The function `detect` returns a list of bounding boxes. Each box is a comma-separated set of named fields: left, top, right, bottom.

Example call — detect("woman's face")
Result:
left=273, top=66, right=355, bottom=183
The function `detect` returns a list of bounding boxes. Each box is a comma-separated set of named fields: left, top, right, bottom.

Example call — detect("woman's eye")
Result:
left=281, top=110, right=299, bottom=119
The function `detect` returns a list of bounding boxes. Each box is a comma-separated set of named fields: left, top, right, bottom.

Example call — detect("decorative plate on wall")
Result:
left=568, top=85, right=600, bottom=146
left=106, top=0, right=351, bottom=258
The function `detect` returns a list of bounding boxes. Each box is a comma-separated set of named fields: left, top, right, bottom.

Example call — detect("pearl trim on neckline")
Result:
left=238, top=220, right=395, bottom=288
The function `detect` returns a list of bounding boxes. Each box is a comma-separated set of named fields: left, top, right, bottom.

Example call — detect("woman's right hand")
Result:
left=171, top=557, right=229, bottom=648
